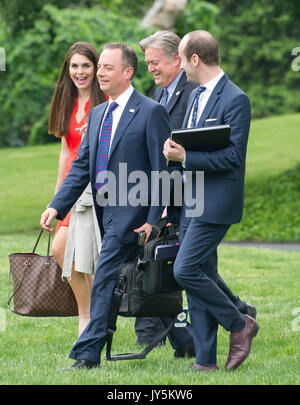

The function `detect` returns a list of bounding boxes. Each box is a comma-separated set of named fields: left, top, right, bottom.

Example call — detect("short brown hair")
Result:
left=103, top=42, right=138, bottom=77
left=183, top=30, right=219, bottom=66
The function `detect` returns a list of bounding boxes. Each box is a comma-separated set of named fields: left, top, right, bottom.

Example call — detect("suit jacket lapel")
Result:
left=153, top=87, right=163, bottom=102
left=108, top=89, right=140, bottom=160
left=182, top=91, right=195, bottom=128
left=197, top=73, right=228, bottom=127
left=153, top=72, right=187, bottom=114
left=165, top=72, right=186, bottom=114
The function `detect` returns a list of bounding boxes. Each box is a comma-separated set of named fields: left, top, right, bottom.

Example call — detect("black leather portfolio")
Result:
left=167, top=124, right=231, bottom=167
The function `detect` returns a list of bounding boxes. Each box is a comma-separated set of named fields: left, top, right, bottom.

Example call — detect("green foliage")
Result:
left=176, top=0, right=220, bottom=38
left=99, top=0, right=153, bottom=17
left=0, top=3, right=152, bottom=146
left=210, top=0, right=300, bottom=118
left=1, top=0, right=299, bottom=146
left=0, top=1, right=220, bottom=147
left=227, top=164, right=300, bottom=242
left=0, top=0, right=76, bottom=36
left=226, top=112, right=300, bottom=242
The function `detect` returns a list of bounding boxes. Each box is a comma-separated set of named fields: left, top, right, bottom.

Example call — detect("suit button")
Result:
left=104, top=192, right=108, bottom=199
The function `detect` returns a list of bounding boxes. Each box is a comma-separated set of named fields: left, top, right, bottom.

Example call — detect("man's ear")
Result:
left=191, top=53, right=201, bottom=67
left=124, top=66, right=134, bottom=80
left=173, top=54, right=181, bottom=67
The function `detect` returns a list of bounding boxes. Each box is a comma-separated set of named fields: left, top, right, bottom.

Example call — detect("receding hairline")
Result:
left=181, top=30, right=219, bottom=65
left=183, top=30, right=216, bottom=44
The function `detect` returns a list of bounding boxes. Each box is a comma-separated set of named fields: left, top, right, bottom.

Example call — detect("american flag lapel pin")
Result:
left=129, top=108, right=135, bottom=113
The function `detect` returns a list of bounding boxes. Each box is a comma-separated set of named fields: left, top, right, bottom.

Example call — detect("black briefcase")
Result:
left=106, top=218, right=182, bottom=361
left=116, top=260, right=182, bottom=318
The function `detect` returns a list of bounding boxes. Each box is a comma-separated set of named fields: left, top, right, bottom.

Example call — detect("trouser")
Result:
left=69, top=222, right=139, bottom=364
left=69, top=218, right=192, bottom=363
left=173, top=215, right=246, bottom=366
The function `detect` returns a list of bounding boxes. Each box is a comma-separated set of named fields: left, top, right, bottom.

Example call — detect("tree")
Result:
left=0, top=3, right=151, bottom=146
left=141, top=0, right=187, bottom=30
left=210, top=0, right=300, bottom=117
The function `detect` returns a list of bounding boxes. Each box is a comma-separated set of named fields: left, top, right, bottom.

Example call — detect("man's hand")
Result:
left=163, top=138, right=186, bottom=163
left=134, top=222, right=153, bottom=244
left=40, top=207, right=58, bottom=232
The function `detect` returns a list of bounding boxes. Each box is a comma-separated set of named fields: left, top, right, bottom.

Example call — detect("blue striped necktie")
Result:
left=191, top=85, right=206, bottom=128
left=161, top=88, right=169, bottom=107
left=95, top=101, right=118, bottom=191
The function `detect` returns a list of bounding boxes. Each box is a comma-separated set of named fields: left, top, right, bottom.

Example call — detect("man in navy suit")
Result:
left=40, top=42, right=191, bottom=369
left=164, top=31, right=259, bottom=371
left=136, top=30, right=256, bottom=352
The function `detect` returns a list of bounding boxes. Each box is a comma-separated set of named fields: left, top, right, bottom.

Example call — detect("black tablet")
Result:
left=171, top=124, right=231, bottom=152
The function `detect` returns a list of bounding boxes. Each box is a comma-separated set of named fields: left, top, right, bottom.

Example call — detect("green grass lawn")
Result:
left=245, top=113, right=300, bottom=180
left=0, top=143, right=59, bottom=235
left=222, top=113, right=300, bottom=241
left=0, top=113, right=300, bottom=386
left=0, top=113, right=300, bottom=240
left=1, top=233, right=299, bottom=385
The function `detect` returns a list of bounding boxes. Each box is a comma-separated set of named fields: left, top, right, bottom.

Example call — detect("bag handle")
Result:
left=8, top=229, right=52, bottom=306
left=32, top=229, right=51, bottom=259
left=105, top=285, right=173, bottom=361
left=148, top=217, right=170, bottom=241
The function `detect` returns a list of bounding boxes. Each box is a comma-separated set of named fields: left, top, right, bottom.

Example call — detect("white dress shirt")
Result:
left=161, top=70, right=184, bottom=105
left=182, top=70, right=224, bottom=168
left=187, top=70, right=224, bottom=128
left=100, top=85, right=134, bottom=151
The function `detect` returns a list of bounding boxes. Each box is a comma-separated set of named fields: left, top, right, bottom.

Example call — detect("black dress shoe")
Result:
left=245, top=303, right=257, bottom=319
left=68, top=359, right=99, bottom=370
left=174, top=340, right=195, bottom=358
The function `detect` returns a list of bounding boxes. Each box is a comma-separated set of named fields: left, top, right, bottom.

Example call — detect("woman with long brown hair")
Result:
left=49, top=42, right=106, bottom=337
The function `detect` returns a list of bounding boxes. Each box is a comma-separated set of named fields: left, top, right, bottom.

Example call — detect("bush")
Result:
left=210, top=0, right=300, bottom=118
left=227, top=163, right=300, bottom=242
left=0, top=4, right=152, bottom=147
left=0, top=1, right=222, bottom=147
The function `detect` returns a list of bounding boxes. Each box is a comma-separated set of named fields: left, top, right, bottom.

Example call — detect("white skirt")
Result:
left=62, top=183, right=101, bottom=279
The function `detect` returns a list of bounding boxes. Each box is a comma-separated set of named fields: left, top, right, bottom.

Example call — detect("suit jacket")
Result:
left=50, top=89, right=171, bottom=244
left=153, top=71, right=198, bottom=129
left=173, top=73, right=251, bottom=225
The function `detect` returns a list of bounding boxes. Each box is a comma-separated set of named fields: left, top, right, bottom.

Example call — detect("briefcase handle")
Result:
left=148, top=217, right=170, bottom=241
left=148, top=217, right=178, bottom=241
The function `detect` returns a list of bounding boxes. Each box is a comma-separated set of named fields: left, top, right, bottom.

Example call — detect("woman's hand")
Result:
left=40, top=207, right=58, bottom=232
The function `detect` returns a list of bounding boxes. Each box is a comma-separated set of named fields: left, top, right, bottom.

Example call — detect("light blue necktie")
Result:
left=160, top=88, right=169, bottom=107
left=191, top=85, right=206, bottom=128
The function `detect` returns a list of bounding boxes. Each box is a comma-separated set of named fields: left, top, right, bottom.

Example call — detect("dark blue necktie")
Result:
left=95, top=101, right=118, bottom=191
left=160, top=88, right=169, bottom=107
left=191, top=85, right=206, bottom=128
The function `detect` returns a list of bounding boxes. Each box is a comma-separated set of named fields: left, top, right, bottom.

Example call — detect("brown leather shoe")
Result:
left=225, top=314, right=259, bottom=370
left=190, top=362, right=219, bottom=372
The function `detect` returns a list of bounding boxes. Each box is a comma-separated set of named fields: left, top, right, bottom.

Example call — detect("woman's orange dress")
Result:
left=55, top=98, right=90, bottom=234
